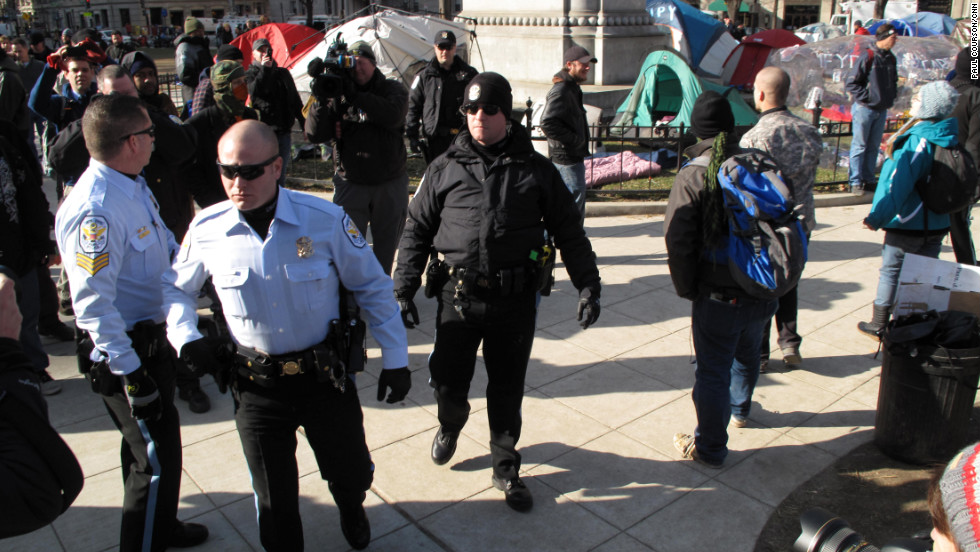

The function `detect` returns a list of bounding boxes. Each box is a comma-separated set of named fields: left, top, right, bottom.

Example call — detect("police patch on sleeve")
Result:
left=344, top=215, right=366, bottom=248
left=76, top=215, right=109, bottom=275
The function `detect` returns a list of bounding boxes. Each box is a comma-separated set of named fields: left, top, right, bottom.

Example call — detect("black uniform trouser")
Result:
left=233, top=372, right=373, bottom=552
left=98, top=348, right=182, bottom=552
left=333, top=172, right=408, bottom=275
left=422, top=134, right=454, bottom=165
left=428, top=286, right=537, bottom=480
left=949, top=207, right=977, bottom=266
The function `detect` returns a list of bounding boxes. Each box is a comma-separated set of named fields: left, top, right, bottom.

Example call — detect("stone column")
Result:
left=458, top=0, right=670, bottom=109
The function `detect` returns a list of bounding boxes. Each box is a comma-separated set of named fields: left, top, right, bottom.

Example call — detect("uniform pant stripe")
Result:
left=137, top=419, right=162, bottom=552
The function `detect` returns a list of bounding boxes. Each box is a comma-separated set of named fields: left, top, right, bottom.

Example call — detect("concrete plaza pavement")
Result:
left=6, top=198, right=968, bottom=552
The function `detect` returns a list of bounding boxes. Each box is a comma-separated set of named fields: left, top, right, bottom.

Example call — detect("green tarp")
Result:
left=707, top=0, right=750, bottom=12
left=615, top=49, right=758, bottom=129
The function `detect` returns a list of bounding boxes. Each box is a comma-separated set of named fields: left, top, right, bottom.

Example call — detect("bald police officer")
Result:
left=167, top=120, right=410, bottom=551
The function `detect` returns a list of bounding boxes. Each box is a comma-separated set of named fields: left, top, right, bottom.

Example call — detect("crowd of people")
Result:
left=0, top=15, right=978, bottom=552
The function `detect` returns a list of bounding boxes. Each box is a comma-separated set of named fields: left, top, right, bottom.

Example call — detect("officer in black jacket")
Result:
left=405, top=30, right=478, bottom=164
left=305, top=41, right=409, bottom=275
left=393, top=72, right=601, bottom=513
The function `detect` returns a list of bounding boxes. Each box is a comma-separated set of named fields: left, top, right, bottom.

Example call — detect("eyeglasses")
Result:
left=436, top=43, right=454, bottom=51
left=461, top=104, right=501, bottom=116
left=216, top=154, right=279, bottom=180
left=120, top=124, right=156, bottom=141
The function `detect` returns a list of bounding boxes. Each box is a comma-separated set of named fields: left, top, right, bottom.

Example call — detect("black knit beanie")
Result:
left=690, top=90, right=735, bottom=140
left=462, top=72, right=513, bottom=119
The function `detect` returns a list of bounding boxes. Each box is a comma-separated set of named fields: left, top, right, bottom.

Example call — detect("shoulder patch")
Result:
left=169, top=114, right=183, bottom=126
left=343, top=215, right=367, bottom=248
left=78, top=215, right=108, bottom=254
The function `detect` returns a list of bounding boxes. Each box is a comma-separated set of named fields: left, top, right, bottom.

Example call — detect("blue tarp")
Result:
left=646, top=0, right=730, bottom=72
left=868, top=19, right=938, bottom=37
left=901, top=12, right=957, bottom=35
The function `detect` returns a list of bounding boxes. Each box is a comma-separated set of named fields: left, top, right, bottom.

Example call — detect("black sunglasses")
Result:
left=436, top=43, right=454, bottom=50
left=460, top=104, right=501, bottom=116
left=216, top=154, right=279, bottom=180
left=120, top=124, right=156, bottom=141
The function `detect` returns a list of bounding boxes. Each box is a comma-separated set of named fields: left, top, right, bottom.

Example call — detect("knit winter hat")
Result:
left=939, top=441, right=980, bottom=552
left=348, top=41, right=376, bottom=64
left=211, top=60, right=245, bottom=92
left=216, top=45, right=244, bottom=62
left=690, top=90, right=735, bottom=139
left=917, top=80, right=960, bottom=120
left=462, top=71, right=513, bottom=119
left=184, top=17, right=205, bottom=34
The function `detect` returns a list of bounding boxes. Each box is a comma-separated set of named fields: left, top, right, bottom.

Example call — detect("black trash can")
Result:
left=874, top=341, right=980, bottom=464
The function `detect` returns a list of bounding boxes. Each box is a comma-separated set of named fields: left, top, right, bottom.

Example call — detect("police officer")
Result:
left=393, top=72, right=601, bottom=512
left=168, top=120, right=411, bottom=551
left=305, top=41, right=409, bottom=275
left=55, top=93, right=208, bottom=551
left=405, top=29, right=478, bottom=164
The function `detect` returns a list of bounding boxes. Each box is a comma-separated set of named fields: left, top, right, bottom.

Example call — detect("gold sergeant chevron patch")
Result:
left=77, top=252, right=109, bottom=275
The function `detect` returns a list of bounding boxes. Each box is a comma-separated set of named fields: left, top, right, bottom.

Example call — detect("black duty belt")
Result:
left=234, top=345, right=316, bottom=378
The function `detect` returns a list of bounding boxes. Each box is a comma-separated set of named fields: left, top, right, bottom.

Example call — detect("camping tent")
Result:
left=230, top=23, right=324, bottom=70
left=901, top=12, right=957, bottom=35
left=767, top=35, right=960, bottom=120
left=721, top=29, right=805, bottom=89
left=795, top=22, right=846, bottom=43
left=614, top=49, right=758, bottom=129
left=289, top=10, right=478, bottom=102
left=867, top=19, right=938, bottom=37
left=646, top=0, right=738, bottom=77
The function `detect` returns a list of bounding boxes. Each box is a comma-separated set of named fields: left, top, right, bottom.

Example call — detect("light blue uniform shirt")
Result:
left=166, top=188, right=408, bottom=369
left=55, top=159, right=189, bottom=375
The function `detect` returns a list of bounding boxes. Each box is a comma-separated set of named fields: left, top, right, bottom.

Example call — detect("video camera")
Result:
left=795, top=508, right=931, bottom=552
left=307, top=33, right=357, bottom=101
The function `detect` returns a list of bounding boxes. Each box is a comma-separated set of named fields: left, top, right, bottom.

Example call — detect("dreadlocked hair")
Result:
left=701, top=131, right=729, bottom=249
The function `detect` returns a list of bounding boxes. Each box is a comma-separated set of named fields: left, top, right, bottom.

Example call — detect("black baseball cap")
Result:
left=252, top=38, right=271, bottom=52
left=563, top=45, right=597, bottom=65
left=435, top=30, right=456, bottom=48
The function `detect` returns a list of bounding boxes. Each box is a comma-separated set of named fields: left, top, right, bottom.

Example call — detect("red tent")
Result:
left=230, top=23, right=325, bottom=70
left=721, top=29, right=806, bottom=90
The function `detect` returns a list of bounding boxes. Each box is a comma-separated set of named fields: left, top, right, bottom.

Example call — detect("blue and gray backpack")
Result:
left=691, top=151, right=808, bottom=299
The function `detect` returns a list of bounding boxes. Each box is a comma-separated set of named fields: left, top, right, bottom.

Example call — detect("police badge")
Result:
left=296, top=236, right=314, bottom=258
left=468, top=84, right=481, bottom=102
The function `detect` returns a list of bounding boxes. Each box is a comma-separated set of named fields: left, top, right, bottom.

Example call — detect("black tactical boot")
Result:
left=857, top=304, right=890, bottom=339
left=431, top=427, right=458, bottom=465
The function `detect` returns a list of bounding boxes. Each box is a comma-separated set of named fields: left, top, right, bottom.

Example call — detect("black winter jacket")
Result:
left=664, top=138, right=745, bottom=301
left=845, top=45, right=898, bottom=111
left=0, top=120, right=54, bottom=275
left=394, top=124, right=600, bottom=296
left=174, top=33, right=213, bottom=89
left=541, top=70, right=590, bottom=164
left=951, top=76, right=980, bottom=166
left=187, top=105, right=258, bottom=208
left=245, top=62, right=305, bottom=135
left=305, top=68, right=409, bottom=184
left=405, top=56, right=477, bottom=140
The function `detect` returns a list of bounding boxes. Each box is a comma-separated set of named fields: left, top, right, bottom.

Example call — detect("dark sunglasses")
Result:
left=460, top=104, right=501, bottom=116
left=436, top=43, right=454, bottom=51
left=216, top=154, right=279, bottom=180
left=119, top=124, right=156, bottom=141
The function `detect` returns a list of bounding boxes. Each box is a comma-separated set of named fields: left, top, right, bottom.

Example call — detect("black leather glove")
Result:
left=180, top=337, right=233, bottom=394
left=123, top=368, right=161, bottom=421
left=409, top=138, right=422, bottom=154
left=577, top=286, right=601, bottom=330
left=377, top=367, right=411, bottom=403
left=395, top=289, right=419, bottom=329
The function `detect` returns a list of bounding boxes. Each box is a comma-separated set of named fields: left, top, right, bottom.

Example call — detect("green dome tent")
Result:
left=614, top=49, right=758, bottom=129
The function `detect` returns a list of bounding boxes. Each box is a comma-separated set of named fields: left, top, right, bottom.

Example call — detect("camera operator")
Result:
left=305, top=40, right=409, bottom=275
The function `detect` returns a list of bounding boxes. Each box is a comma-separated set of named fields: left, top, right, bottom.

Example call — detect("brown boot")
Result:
left=857, top=304, right=890, bottom=339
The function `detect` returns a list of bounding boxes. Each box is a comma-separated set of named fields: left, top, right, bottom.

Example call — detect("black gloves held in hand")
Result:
left=577, top=286, right=601, bottom=330
left=180, top=337, right=234, bottom=394
left=124, top=368, right=161, bottom=421
left=377, top=367, right=411, bottom=403
left=395, top=289, right=419, bottom=329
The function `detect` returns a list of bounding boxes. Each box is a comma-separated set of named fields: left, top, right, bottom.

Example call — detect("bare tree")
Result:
left=726, top=0, right=740, bottom=22
left=304, top=0, right=314, bottom=27
left=874, top=0, right=887, bottom=19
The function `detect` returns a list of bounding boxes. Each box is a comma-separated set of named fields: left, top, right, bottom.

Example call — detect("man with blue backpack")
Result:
left=857, top=81, right=962, bottom=338
left=665, top=91, right=806, bottom=468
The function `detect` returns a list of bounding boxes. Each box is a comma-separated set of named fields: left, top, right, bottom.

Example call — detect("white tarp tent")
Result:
left=289, top=10, right=480, bottom=103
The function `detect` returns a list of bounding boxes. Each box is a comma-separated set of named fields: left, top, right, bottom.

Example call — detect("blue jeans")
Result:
left=554, top=162, right=587, bottom=221
left=691, top=294, right=777, bottom=464
left=849, top=103, right=888, bottom=186
left=873, top=232, right=945, bottom=307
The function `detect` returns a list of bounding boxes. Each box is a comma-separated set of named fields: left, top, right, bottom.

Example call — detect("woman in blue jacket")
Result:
left=858, top=80, right=961, bottom=337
